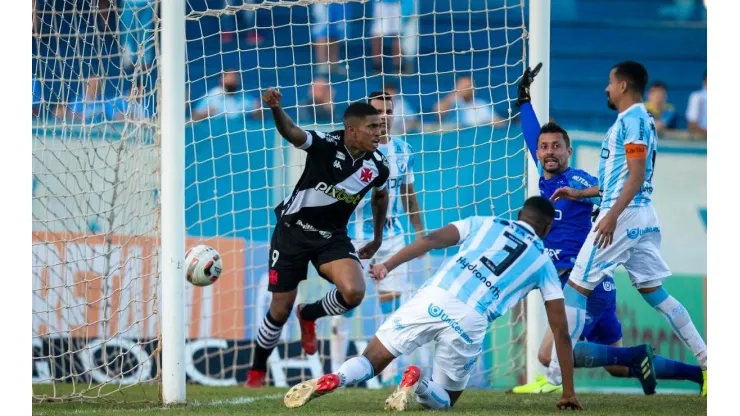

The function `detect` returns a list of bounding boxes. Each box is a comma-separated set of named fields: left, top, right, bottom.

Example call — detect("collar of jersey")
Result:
left=540, top=166, right=572, bottom=183
left=514, top=220, right=537, bottom=236
left=617, top=102, right=646, bottom=119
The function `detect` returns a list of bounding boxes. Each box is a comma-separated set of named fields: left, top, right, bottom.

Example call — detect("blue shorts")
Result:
left=560, top=270, right=622, bottom=346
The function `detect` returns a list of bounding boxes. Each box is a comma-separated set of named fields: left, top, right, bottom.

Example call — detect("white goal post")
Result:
left=32, top=0, right=550, bottom=404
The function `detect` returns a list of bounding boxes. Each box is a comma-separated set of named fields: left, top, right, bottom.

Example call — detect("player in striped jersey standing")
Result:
left=330, top=90, right=426, bottom=386
left=548, top=61, right=707, bottom=396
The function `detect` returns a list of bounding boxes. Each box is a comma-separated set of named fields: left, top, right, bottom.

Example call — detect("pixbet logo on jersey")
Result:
left=456, top=257, right=501, bottom=300
left=315, top=182, right=362, bottom=204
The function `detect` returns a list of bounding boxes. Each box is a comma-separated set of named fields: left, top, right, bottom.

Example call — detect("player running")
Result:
left=548, top=61, right=707, bottom=397
left=283, top=197, right=583, bottom=411
left=331, top=90, right=426, bottom=385
left=245, top=88, right=391, bottom=387
left=511, top=64, right=705, bottom=395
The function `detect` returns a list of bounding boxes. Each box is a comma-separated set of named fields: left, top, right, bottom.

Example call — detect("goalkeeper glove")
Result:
left=516, top=62, right=543, bottom=107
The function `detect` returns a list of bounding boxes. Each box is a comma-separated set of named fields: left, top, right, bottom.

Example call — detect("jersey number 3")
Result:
left=482, top=231, right=527, bottom=276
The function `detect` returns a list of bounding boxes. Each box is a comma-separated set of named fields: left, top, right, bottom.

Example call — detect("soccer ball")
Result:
left=185, top=245, right=222, bottom=287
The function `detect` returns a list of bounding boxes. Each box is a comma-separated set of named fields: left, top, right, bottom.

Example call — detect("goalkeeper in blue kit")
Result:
left=510, top=65, right=705, bottom=395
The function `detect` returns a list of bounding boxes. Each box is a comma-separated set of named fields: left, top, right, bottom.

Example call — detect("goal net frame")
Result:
left=32, top=0, right=550, bottom=404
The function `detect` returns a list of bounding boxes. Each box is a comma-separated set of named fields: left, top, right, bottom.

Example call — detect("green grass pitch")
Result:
left=32, top=384, right=706, bottom=415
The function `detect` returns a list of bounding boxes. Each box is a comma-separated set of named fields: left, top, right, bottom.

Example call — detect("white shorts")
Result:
left=376, top=286, right=488, bottom=391
left=371, top=2, right=402, bottom=37
left=569, top=205, right=672, bottom=291
left=355, top=234, right=408, bottom=293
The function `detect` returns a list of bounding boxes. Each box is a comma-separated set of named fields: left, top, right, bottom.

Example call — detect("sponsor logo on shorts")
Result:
left=427, top=304, right=473, bottom=344
left=626, top=226, right=660, bottom=239
left=269, top=270, right=278, bottom=285
left=314, top=182, right=362, bottom=205
left=602, top=280, right=616, bottom=291
left=455, top=257, right=501, bottom=299
left=462, top=354, right=479, bottom=372
left=296, top=219, right=332, bottom=239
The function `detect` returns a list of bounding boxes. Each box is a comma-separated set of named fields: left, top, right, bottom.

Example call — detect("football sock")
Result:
left=337, top=356, right=375, bottom=387
left=301, top=288, right=353, bottom=321
left=251, top=312, right=286, bottom=371
left=415, top=378, right=452, bottom=409
left=573, top=342, right=641, bottom=368
left=642, top=288, right=707, bottom=370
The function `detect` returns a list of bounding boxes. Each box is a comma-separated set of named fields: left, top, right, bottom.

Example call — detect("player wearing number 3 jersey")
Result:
left=282, top=197, right=582, bottom=411
left=548, top=61, right=707, bottom=396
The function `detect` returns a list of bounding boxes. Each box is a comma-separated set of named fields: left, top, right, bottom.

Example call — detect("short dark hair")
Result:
left=538, top=122, right=571, bottom=148
left=520, top=196, right=556, bottom=222
left=649, top=81, right=667, bottom=91
left=344, top=102, right=379, bottom=122
left=367, top=91, right=393, bottom=105
left=613, top=61, right=649, bottom=95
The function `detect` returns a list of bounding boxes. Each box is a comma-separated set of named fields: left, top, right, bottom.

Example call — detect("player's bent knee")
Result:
left=537, top=351, right=551, bottom=367
left=339, top=285, right=365, bottom=307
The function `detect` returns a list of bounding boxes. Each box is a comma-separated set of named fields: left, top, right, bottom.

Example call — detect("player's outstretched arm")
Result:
left=550, top=185, right=600, bottom=202
left=517, top=63, right=543, bottom=162
left=545, top=299, right=583, bottom=410
left=371, top=224, right=461, bottom=280
left=262, top=87, right=308, bottom=148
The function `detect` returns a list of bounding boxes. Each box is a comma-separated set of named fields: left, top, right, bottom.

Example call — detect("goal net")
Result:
left=32, top=0, right=530, bottom=401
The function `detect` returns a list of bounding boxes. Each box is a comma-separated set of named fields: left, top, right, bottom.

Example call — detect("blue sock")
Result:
left=573, top=342, right=636, bottom=368
left=629, top=354, right=703, bottom=385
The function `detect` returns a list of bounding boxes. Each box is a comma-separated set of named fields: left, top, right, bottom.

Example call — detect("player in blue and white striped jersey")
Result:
left=331, top=90, right=425, bottom=384
left=550, top=61, right=707, bottom=396
left=283, top=197, right=583, bottom=411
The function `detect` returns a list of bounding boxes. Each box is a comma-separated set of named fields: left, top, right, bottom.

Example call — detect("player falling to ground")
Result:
left=245, top=88, right=391, bottom=387
left=284, top=197, right=583, bottom=411
left=547, top=61, right=707, bottom=397
left=510, top=65, right=705, bottom=395
left=331, top=90, right=426, bottom=386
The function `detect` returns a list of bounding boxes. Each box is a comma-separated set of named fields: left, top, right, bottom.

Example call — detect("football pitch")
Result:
left=33, top=385, right=707, bottom=415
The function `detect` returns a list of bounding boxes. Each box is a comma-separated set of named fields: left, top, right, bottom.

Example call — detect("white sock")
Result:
left=649, top=293, right=708, bottom=370
left=414, top=377, right=451, bottom=409
left=337, top=356, right=375, bottom=387
left=330, top=315, right=349, bottom=373
left=548, top=285, right=587, bottom=385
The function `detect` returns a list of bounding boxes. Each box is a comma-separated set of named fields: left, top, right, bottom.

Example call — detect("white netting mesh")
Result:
left=33, top=0, right=529, bottom=401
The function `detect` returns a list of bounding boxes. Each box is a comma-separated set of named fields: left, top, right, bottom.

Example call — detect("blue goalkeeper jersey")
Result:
left=520, top=102, right=614, bottom=305
left=538, top=167, right=599, bottom=269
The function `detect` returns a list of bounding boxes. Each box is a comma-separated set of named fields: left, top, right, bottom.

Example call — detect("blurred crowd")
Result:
left=31, top=0, right=707, bottom=141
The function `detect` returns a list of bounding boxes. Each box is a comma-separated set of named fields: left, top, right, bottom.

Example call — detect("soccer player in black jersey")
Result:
left=245, top=87, right=391, bottom=387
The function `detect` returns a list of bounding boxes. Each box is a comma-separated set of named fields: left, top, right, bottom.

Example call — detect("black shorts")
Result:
left=267, top=222, right=361, bottom=293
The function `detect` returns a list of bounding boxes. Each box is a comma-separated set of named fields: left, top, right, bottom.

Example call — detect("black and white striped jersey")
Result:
left=274, top=129, right=391, bottom=234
